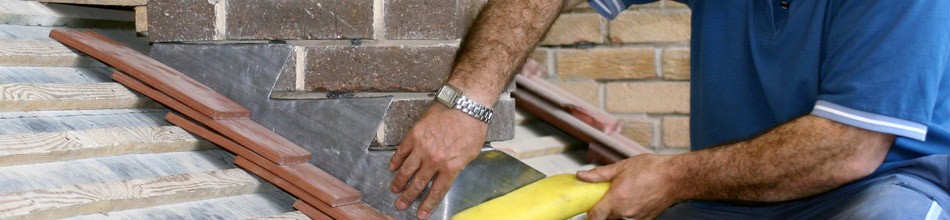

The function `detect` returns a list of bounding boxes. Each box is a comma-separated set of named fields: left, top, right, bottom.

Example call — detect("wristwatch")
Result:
left=435, top=84, right=493, bottom=123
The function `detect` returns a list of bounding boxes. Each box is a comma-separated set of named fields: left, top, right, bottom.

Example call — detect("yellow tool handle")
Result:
left=452, top=174, right=610, bottom=220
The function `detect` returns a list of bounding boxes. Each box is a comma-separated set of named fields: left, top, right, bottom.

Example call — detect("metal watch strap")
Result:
left=454, top=94, right=493, bottom=123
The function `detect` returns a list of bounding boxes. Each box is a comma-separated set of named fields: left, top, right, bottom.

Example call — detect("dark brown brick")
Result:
left=147, top=0, right=216, bottom=42
left=226, top=0, right=373, bottom=40
left=304, top=44, right=457, bottom=92
left=375, top=94, right=515, bottom=148
left=384, top=0, right=486, bottom=40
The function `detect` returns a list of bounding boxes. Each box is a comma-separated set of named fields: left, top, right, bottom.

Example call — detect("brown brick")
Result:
left=621, top=119, right=655, bottom=147
left=662, top=48, right=690, bottom=80
left=662, top=116, right=689, bottom=148
left=227, top=0, right=372, bottom=40
left=376, top=94, right=515, bottom=147
left=147, top=0, right=216, bottom=42
left=606, top=82, right=689, bottom=113
left=303, top=44, right=457, bottom=92
left=551, top=80, right=601, bottom=108
left=557, top=48, right=656, bottom=80
left=385, top=0, right=485, bottom=39
left=540, top=13, right=603, bottom=45
left=609, top=11, right=690, bottom=43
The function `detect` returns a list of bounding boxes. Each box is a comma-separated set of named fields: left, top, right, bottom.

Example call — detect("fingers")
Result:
left=587, top=197, right=612, bottom=220
left=577, top=164, right=618, bottom=183
left=391, top=151, right=422, bottom=193
left=395, top=162, right=438, bottom=211
left=390, top=139, right=415, bottom=171
left=417, top=173, right=456, bottom=219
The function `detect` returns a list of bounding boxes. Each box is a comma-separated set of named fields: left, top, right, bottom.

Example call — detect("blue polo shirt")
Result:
left=590, top=0, right=950, bottom=168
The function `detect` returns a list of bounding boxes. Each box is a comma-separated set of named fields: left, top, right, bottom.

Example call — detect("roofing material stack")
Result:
left=50, top=29, right=391, bottom=219
left=512, top=60, right=654, bottom=165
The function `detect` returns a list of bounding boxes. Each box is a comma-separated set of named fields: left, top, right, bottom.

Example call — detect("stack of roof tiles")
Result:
left=513, top=60, right=653, bottom=165
left=49, top=28, right=392, bottom=219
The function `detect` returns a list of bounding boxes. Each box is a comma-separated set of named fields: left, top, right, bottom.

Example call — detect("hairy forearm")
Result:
left=671, top=115, right=894, bottom=202
left=447, top=0, right=580, bottom=105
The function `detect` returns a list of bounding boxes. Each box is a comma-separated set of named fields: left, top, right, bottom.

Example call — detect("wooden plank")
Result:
left=35, top=0, right=148, bottom=6
left=281, top=162, right=363, bottom=206
left=50, top=29, right=251, bottom=119
left=0, top=67, right=113, bottom=83
left=0, top=24, right=56, bottom=39
left=0, top=25, right=149, bottom=52
left=66, top=191, right=296, bottom=220
left=0, top=168, right=269, bottom=219
left=252, top=211, right=311, bottom=220
left=169, top=112, right=360, bottom=207
left=0, top=126, right=214, bottom=167
left=212, top=119, right=315, bottom=165
left=234, top=156, right=390, bottom=220
left=0, top=40, right=104, bottom=67
left=0, top=1, right=133, bottom=28
left=112, top=72, right=311, bottom=165
left=0, top=83, right=159, bottom=111
left=0, top=109, right=167, bottom=135
left=493, top=135, right=582, bottom=159
left=292, top=200, right=332, bottom=220
left=134, top=6, right=147, bottom=34
left=0, top=150, right=236, bottom=195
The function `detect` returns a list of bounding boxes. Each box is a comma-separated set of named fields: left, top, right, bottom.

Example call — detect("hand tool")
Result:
left=453, top=174, right=609, bottom=220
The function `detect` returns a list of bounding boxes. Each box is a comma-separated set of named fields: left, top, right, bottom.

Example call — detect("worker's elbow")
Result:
left=838, top=156, right=881, bottom=182
left=836, top=133, right=894, bottom=183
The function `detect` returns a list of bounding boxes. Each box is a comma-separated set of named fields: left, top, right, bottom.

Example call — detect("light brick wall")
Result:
left=534, top=0, right=691, bottom=153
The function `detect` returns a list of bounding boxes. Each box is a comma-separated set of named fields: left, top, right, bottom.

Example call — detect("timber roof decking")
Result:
left=0, top=1, right=307, bottom=219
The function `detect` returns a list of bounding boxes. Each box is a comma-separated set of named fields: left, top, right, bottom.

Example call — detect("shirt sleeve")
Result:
left=811, top=0, right=950, bottom=141
left=588, top=0, right=659, bottom=20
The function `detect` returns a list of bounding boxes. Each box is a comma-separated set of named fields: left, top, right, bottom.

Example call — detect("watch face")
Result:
left=437, top=85, right=459, bottom=107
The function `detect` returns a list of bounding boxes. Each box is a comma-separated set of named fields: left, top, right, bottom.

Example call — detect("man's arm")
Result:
left=443, top=0, right=587, bottom=105
left=579, top=115, right=895, bottom=219
left=388, top=0, right=587, bottom=219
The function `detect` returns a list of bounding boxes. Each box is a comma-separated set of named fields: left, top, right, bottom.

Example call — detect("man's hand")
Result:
left=576, top=116, right=893, bottom=219
left=578, top=154, right=683, bottom=220
left=389, top=104, right=486, bottom=219
left=388, top=0, right=575, bottom=219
